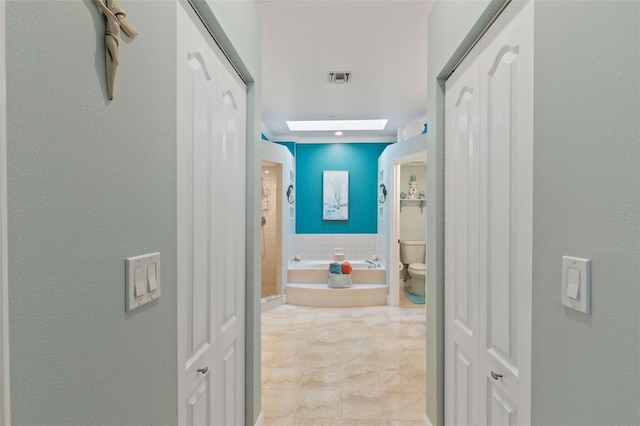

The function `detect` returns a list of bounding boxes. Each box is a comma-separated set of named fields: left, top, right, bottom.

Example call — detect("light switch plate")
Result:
left=561, top=256, right=591, bottom=314
left=126, top=252, right=161, bottom=312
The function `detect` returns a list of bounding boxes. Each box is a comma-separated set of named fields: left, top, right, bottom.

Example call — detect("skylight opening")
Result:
left=286, top=119, right=388, bottom=132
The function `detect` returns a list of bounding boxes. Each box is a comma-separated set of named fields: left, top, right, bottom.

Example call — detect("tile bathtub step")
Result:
left=285, top=283, right=388, bottom=307
left=286, top=283, right=387, bottom=289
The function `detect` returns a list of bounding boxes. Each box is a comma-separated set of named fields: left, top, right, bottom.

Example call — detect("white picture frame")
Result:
left=322, top=170, right=349, bottom=221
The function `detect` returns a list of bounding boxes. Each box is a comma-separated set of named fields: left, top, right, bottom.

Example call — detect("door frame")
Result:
left=389, top=151, right=427, bottom=307
left=0, top=0, right=10, bottom=423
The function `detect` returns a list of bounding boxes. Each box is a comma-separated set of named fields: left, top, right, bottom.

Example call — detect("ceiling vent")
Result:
left=328, top=71, right=351, bottom=84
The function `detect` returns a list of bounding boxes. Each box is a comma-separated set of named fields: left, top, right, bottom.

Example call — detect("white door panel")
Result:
left=178, top=2, right=246, bottom=425
left=445, top=43, right=481, bottom=426
left=488, top=385, right=517, bottom=426
left=445, top=1, right=532, bottom=425
left=479, top=1, right=533, bottom=423
left=215, top=58, right=246, bottom=426
left=178, top=17, right=214, bottom=424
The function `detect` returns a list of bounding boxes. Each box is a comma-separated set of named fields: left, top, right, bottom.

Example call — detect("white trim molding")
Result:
left=260, top=123, right=274, bottom=142
left=0, top=0, right=10, bottom=424
left=296, top=135, right=396, bottom=144
left=254, top=411, right=264, bottom=426
left=424, top=414, right=434, bottom=426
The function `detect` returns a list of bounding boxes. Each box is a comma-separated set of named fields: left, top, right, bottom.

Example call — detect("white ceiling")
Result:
left=257, top=1, right=432, bottom=143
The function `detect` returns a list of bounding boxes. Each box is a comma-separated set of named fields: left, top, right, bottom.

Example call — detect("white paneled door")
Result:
left=177, top=2, right=246, bottom=425
left=444, top=42, right=481, bottom=426
left=445, top=1, right=533, bottom=425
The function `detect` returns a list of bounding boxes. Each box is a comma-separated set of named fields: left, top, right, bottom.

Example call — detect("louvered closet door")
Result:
left=445, top=1, right=533, bottom=425
left=177, top=1, right=246, bottom=425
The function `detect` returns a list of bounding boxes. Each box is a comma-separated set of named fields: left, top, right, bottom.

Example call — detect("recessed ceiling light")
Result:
left=335, top=131, right=343, bottom=136
left=286, top=119, right=388, bottom=132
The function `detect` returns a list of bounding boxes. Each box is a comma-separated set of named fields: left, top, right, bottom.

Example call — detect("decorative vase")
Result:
left=409, top=182, right=417, bottom=199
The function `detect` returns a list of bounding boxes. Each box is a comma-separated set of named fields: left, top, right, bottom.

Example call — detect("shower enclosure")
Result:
left=261, top=161, right=282, bottom=299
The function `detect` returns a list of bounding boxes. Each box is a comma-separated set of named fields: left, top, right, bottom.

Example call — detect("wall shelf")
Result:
left=400, top=198, right=426, bottom=213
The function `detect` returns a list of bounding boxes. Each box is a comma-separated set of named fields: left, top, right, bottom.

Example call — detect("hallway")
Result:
left=261, top=295, right=426, bottom=425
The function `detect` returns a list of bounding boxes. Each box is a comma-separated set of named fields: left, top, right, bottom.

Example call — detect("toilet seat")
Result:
left=407, top=263, right=426, bottom=296
left=408, top=262, right=425, bottom=270
left=408, top=263, right=426, bottom=277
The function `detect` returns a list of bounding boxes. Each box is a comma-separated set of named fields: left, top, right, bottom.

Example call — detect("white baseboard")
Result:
left=424, top=414, right=434, bottom=426
left=261, top=294, right=284, bottom=312
left=254, top=411, right=264, bottom=426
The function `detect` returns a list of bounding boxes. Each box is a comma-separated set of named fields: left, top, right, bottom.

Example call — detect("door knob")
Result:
left=490, top=371, right=502, bottom=380
left=197, top=367, right=209, bottom=374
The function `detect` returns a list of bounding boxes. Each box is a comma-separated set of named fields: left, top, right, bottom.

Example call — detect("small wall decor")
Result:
left=93, top=0, right=138, bottom=100
left=289, top=171, right=295, bottom=218
left=286, top=184, right=295, bottom=205
left=408, top=174, right=418, bottom=199
left=323, top=171, right=349, bottom=220
left=379, top=183, right=387, bottom=204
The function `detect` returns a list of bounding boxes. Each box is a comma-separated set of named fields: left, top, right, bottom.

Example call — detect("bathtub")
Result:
left=286, top=260, right=387, bottom=307
left=287, top=260, right=386, bottom=284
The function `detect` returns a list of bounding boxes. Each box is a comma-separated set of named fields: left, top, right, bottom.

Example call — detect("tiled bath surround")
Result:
left=376, top=234, right=386, bottom=264
left=293, top=234, right=380, bottom=263
left=286, top=235, right=296, bottom=264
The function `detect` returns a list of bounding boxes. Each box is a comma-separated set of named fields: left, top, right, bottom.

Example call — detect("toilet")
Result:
left=400, top=240, right=426, bottom=296
left=408, top=263, right=426, bottom=296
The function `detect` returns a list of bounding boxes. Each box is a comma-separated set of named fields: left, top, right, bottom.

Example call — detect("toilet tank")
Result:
left=400, top=240, right=425, bottom=264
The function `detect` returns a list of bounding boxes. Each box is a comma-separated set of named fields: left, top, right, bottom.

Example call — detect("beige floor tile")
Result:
left=262, top=389, right=303, bottom=417
left=294, top=418, right=349, bottom=426
left=381, top=392, right=426, bottom=421
left=339, top=365, right=380, bottom=391
left=378, top=369, right=426, bottom=394
left=341, top=390, right=385, bottom=420
left=263, top=367, right=303, bottom=389
left=293, top=389, right=341, bottom=419
left=262, top=303, right=426, bottom=424
left=264, top=416, right=297, bottom=426
left=300, top=367, right=344, bottom=390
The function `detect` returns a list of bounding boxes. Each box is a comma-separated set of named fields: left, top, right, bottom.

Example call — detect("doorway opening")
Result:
left=261, top=160, right=284, bottom=309
left=260, top=150, right=428, bottom=422
left=389, top=152, right=427, bottom=308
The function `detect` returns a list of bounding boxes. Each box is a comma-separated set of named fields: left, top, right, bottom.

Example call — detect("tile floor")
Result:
left=261, top=293, right=426, bottom=425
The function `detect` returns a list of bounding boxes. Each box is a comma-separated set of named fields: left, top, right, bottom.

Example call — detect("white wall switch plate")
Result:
left=126, top=252, right=161, bottom=312
left=561, top=256, right=591, bottom=314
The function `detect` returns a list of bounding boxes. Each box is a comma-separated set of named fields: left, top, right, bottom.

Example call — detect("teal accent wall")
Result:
left=296, top=143, right=390, bottom=234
